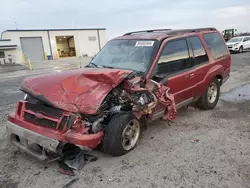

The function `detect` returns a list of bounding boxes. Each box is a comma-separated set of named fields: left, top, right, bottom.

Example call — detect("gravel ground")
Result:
left=0, top=53, right=250, bottom=188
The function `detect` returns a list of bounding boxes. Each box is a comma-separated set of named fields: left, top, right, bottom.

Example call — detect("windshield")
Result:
left=89, top=39, right=157, bottom=72
left=225, top=30, right=233, bottom=35
left=228, top=37, right=243, bottom=43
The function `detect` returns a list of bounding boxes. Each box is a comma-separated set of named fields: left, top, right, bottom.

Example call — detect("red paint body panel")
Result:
left=8, top=115, right=103, bottom=149
left=147, top=31, right=231, bottom=106
left=191, top=33, right=231, bottom=98
left=8, top=28, right=231, bottom=155
left=21, top=68, right=132, bottom=114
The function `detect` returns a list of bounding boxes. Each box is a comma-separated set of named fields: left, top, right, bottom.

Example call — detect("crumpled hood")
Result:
left=21, top=68, right=132, bottom=114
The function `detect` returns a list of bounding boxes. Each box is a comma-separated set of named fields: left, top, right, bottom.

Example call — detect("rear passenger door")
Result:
left=153, top=38, right=196, bottom=105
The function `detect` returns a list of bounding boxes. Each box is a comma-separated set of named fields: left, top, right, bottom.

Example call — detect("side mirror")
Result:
left=154, top=73, right=165, bottom=79
left=151, top=63, right=166, bottom=81
left=152, top=73, right=165, bottom=82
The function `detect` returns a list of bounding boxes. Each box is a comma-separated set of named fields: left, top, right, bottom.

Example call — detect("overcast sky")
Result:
left=1, top=0, right=250, bottom=39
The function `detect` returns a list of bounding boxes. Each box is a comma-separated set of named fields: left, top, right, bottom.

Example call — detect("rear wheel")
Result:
left=197, top=78, right=220, bottom=110
left=102, top=113, right=141, bottom=156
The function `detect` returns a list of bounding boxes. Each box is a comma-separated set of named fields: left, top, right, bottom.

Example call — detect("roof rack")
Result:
left=123, top=29, right=171, bottom=35
left=167, top=28, right=217, bottom=35
left=123, top=27, right=216, bottom=36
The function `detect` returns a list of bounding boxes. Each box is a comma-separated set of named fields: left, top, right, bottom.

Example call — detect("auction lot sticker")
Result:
left=135, top=41, right=155, bottom=46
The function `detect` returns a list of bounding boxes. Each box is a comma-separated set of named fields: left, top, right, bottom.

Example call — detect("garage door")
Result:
left=20, top=37, right=44, bottom=62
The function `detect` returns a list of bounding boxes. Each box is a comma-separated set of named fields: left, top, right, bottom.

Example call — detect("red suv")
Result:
left=6, top=28, right=231, bottom=159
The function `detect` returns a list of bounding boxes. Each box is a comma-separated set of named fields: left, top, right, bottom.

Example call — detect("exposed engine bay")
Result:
left=59, top=76, right=176, bottom=135
left=83, top=86, right=157, bottom=133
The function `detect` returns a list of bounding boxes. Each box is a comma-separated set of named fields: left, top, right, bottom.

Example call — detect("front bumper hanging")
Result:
left=6, top=120, right=60, bottom=161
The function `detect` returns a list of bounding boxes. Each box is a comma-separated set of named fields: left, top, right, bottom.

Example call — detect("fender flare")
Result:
left=199, top=65, right=224, bottom=95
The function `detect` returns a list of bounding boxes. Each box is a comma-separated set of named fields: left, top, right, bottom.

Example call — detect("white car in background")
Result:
left=226, top=36, right=250, bottom=53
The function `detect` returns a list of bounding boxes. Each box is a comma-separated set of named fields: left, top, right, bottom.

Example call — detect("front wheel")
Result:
left=239, top=46, right=243, bottom=53
left=197, top=78, right=220, bottom=110
left=102, top=113, right=141, bottom=156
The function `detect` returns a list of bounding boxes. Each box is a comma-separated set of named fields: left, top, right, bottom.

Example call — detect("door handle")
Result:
left=189, top=73, right=195, bottom=79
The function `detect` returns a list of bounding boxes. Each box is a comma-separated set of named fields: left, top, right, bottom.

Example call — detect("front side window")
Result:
left=189, top=37, right=208, bottom=65
left=203, top=33, right=228, bottom=60
left=89, top=39, right=157, bottom=72
left=243, top=37, right=250, bottom=42
left=156, top=39, right=191, bottom=75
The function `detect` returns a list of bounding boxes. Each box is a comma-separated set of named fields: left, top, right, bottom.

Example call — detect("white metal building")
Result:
left=0, top=28, right=106, bottom=64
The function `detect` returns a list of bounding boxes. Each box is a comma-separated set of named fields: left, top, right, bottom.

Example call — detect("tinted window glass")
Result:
left=189, top=37, right=208, bottom=65
left=203, top=33, right=228, bottom=59
left=244, top=37, right=250, bottom=41
left=157, top=39, right=191, bottom=75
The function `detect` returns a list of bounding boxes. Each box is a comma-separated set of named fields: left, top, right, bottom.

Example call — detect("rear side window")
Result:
left=189, top=37, right=208, bottom=65
left=203, top=33, right=228, bottom=59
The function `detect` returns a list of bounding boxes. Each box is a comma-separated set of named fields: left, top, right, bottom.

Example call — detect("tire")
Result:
left=102, top=113, right=141, bottom=156
left=197, top=78, right=220, bottom=110
left=239, top=46, right=243, bottom=53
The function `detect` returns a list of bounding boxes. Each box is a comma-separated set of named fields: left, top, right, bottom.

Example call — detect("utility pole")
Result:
left=14, top=20, right=18, bottom=30
left=75, top=20, right=82, bottom=68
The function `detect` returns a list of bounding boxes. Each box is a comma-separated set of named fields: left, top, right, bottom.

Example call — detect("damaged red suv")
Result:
left=6, top=28, right=231, bottom=159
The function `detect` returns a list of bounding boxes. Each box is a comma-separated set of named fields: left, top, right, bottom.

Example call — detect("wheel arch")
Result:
left=198, top=65, right=224, bottom=95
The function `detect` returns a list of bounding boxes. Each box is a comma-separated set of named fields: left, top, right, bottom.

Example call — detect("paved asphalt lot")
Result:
left=1, top=53, right=250, bottom=188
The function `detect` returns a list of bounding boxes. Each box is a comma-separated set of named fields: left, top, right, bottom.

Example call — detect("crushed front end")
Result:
left=6, top=68, right=176, bottom=160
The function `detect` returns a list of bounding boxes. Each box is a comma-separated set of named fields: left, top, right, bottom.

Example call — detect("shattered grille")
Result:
left=24, top=113, right=57, bottom=129
left=26, top=103, right=63, bottom=118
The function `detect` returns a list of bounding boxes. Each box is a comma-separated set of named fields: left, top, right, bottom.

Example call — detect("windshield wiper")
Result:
left=133, top=70, right=145, bottom=76
left=86, top=62, right=99, bottom=68
left=102, top=65, right=115, bottom=69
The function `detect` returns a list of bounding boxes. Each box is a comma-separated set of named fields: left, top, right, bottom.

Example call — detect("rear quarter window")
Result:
left=203, top=33, right=228, bottom=60
left=189, top=36, right=208, bottom=65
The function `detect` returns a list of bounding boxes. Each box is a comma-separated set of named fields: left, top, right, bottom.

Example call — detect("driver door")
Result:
left=151, top=38, right=196, bottom=116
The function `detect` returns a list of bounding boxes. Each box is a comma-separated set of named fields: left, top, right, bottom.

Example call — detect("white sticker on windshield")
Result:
left=135, top=41, right=154, bottom=46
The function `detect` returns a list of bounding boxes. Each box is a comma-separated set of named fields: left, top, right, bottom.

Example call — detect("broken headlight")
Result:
left=138, top=93, right=150, bottom=105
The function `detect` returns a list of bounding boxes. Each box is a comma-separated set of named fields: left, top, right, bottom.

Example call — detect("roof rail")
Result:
left=124, top=29, right=171, bottom=35
left=167, top=27, right=216, bottom=35
left=123, top=27, right=216, bottom=36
